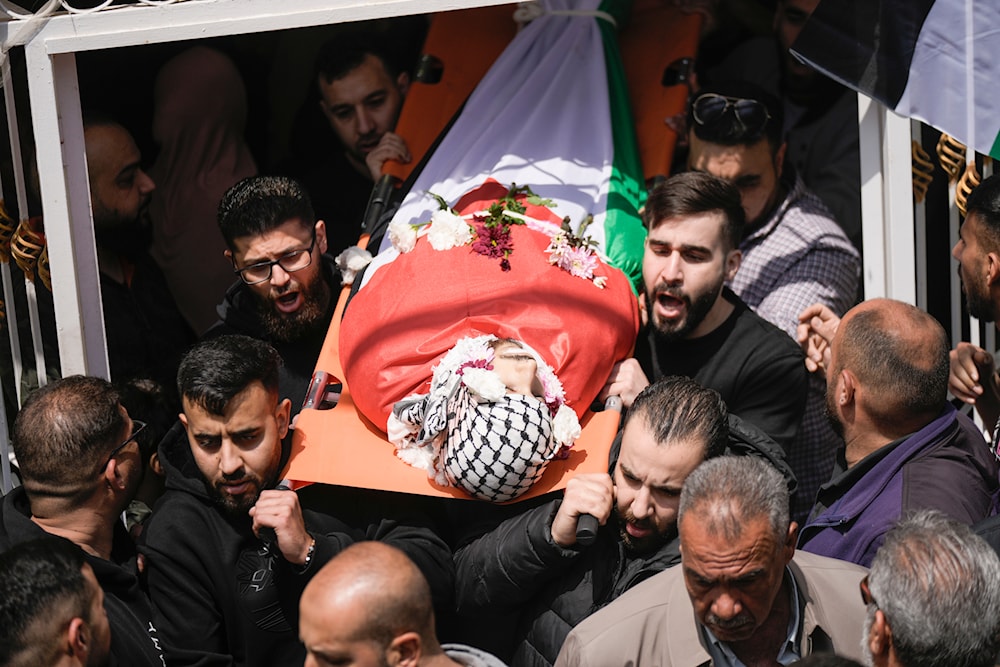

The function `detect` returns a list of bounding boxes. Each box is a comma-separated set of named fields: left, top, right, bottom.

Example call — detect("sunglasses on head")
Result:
left=691, top=93, right=772, bottom=140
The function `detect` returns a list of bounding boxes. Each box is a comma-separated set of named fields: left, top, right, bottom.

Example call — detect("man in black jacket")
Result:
left=0, top=375, right=165, bottom=666
left=206, top=175, right=336, bottom=416
left=140, top=335, right=452, bottom=666
left=454, top=376, right=794, bottom=666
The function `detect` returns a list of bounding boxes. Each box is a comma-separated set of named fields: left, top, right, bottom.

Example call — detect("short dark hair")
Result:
left=177, top=335, right=282, bottom=416
left=837, top=304, right=948, bottom=429
left=315, top=29, right=399, bottom=84
left=625, top=376, right=729, bottom=459
left=0, top=538, right=91, bottom=667
left=12, top=375, right=126, bottom=499
left=217, top=175, right=315, bottom=249
left=643, top=171, right=745, bottom=250
left=965, top=173, right=1000, bottom=253
left=687, top=80, right=784, bottom=153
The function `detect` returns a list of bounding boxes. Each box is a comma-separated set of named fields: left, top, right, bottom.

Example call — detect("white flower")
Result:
left=334, top=246, right=373, bottom=286
left=593, top=275, right=608, bottom=289
left=461, top=367, right=506, bottom=402
left=388, top=220, right=418, bottom=253
left=553, top=404, right=581, bottom=447
left=427, top=209, right=473, bottom=251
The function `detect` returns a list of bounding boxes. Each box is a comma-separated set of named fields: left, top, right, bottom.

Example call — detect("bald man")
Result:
left=795, top=299, right=999, bottom=567
left=299, top=543, right=507, bottom=667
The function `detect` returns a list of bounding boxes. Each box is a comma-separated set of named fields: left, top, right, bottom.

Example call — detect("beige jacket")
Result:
left=555, top=550, right=868, bottom=667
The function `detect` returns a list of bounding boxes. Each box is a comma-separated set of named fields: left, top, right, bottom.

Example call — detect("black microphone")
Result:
left=258, top=481, right=291, bottom=550
left=574, top=395, right=624, bottom=546
left=575, top=514, right=599, bottom=547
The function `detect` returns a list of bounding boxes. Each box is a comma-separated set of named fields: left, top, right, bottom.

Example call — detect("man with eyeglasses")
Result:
left=206, top=175, right=335, bottom=415
left=860, top=510, right=1000, bottom=667
left=0, top=375, right=165, bottom=666
left=685, top=81, right=859, bottom=525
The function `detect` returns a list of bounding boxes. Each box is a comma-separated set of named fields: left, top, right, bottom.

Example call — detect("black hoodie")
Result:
left=140, top=424, right=453, bottom=667
left=0, top=488, right=165, bottom=667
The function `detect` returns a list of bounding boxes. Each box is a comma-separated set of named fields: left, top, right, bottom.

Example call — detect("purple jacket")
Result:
left=799, top=405, right=999, bottom=567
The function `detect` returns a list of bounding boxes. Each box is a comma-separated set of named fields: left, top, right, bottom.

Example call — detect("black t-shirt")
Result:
left=634, top=288, right=807, bottom=451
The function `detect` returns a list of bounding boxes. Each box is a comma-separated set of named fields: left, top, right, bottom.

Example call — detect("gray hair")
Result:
left=868, top=510, right=1000, bottom=667
left=677, top=455, right=789, bottom=541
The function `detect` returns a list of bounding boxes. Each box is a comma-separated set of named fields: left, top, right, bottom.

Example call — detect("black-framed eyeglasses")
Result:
left=691, top=93, right=772, bottom=140
left=103, top=419, right=147, bottom=470
left=233, top=232, right=316, bottom=285
left=859, top=574, right=879, bottom=608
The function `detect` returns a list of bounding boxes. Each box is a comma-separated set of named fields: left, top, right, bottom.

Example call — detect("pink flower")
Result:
left=558, top=246, right=598, bottom=279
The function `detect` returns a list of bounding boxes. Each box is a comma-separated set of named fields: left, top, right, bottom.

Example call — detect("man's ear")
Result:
left=397, top=71, right=411, bottom=98
left=388, top=631, right=421, bottom=667
left=179, top=412, right=189, bottom=430
left=276, top=399, right=292, bottom=439
left=67, top=617, right=90, bottom=661
left=774, top=141, right=788, bottom=176
left=986, top=251, right=1000, bottom=286
left=224, top=248, right=233, bottom=262
left=837, top=369, right=856, bottom=408
left=783, top=521, right=798, bottom=564
left=314, top=220, right=328, bottom=255
left=725, top=249, right=742, bottom=281
left=868, top=609, right=893, bottom=663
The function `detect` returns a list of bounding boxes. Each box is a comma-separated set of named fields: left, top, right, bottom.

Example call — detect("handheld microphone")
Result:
left=258, top=481, right=291, bottom=549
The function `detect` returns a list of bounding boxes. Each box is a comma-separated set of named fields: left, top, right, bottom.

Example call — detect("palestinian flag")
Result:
left=368, top=0, right=647, bottom=289
left=792, top=0, right=1000, bottom=158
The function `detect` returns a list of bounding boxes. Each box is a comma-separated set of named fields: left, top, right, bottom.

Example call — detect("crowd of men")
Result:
left=4, top=3, right=1000, bottom=667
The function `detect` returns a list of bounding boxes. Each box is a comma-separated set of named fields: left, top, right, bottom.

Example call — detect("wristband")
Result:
left=295, top=537, right=316, bottom=573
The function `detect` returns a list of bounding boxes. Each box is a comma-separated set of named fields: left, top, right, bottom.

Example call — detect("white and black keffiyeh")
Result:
left=386, top=335, right=581, bottom=502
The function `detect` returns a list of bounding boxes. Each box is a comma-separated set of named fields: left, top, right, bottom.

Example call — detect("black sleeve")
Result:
left=454, top=499, right=583, bottom=613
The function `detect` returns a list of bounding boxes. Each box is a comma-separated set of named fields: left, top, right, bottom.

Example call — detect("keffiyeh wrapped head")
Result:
left=387, top=335, right=581, bottom=502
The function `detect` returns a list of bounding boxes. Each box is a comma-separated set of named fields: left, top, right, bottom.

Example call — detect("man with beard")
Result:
left=859, top=511, right=1000, bottom=667
left=556, top=456, right=867, bottom=666
left=453, top=376, right=793, bottom=667
left=84, top=114, right=195, bottom=393
left=601, top=171, right=807, bottom=451
left=795, top=299, right=998, bottom=567
left=140, top=335, right=453, bottom=666
left=0, top=376, right=165, bottom=666
left=685, top=81, right=859, bottom=524
left=207, top=175, right=335, bottom=416
left=948, top=174, right=1000, bottom=436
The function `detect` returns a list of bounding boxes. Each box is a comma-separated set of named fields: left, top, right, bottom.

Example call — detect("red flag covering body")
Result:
left=340, top=180, right=639, bottom=430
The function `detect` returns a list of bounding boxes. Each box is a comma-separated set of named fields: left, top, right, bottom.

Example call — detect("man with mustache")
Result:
left=556, top=456, right=868, bottom=666
left=453, top=377, right=724, bottom=666
left=139, top=335, right=453, bottom=666
left=601, top=171, right=807, bottom=451
left=207, top=175, right=335, bottom=417
left=85, top=113, right=195, bottom=392
left=453, top=376, right=795, bottom=667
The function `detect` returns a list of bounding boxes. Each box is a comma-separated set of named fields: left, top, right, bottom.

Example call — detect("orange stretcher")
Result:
left=283, top=2, right=702, bottom=499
